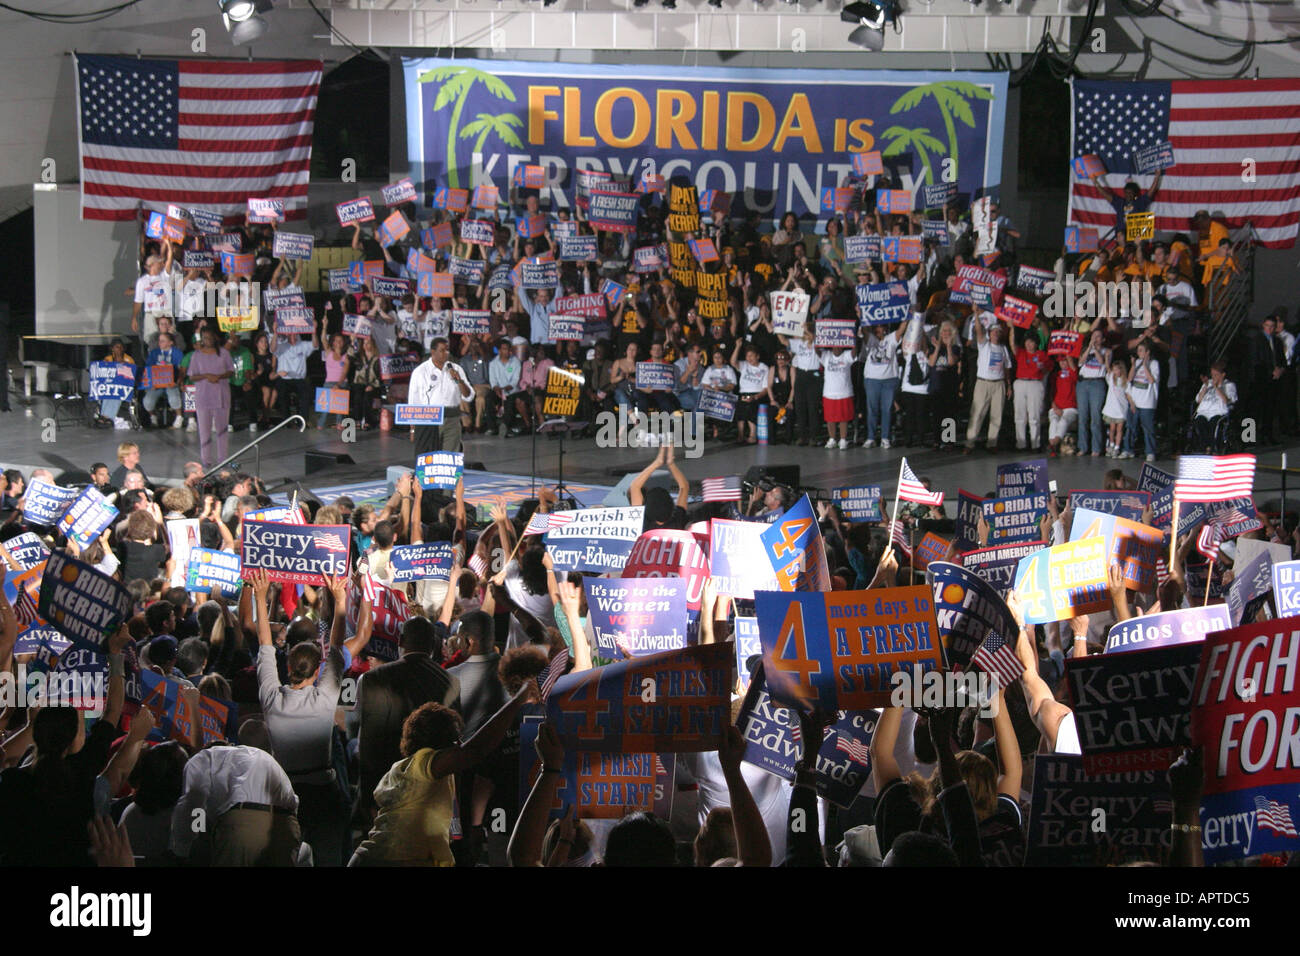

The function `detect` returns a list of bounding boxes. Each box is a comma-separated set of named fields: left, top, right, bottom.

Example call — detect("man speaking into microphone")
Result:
left=407, top=337, right=475, bottom=455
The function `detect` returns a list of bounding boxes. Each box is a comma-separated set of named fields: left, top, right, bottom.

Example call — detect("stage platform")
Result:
left=1, top=395, right=1297, bottom=511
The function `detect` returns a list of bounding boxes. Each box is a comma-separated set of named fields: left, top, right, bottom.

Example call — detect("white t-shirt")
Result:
left=820, top=350, right=854, bottom=400
left=701, top=365, right=737, bottom=391
left=678, top=751, right=792, bottom=866
left=863, top=335, right=899, bottom=380
left=1127, top=359, right=1160, bottom=410
left=738, top=361, right=770, bottom=395
left=1195, top=378, right=1237, bottom=419
left=976, top=341, right=1012, bottom=380
left=135, top=273, right=173, bottom=337
left=900, top=350, right=930, bottom=395
left=178, top=277, right=207, bottom=324
left=1079, top=345, right=1109, bottom=380
left=789, top=337, right=820, bottom=371
left=1102, top=370, right=1129, bottom=420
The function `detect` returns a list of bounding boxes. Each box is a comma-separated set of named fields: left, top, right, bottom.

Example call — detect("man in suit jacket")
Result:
left=354, top=616, right=460, bottom=817
left=447, top=611, right=506, bottom=737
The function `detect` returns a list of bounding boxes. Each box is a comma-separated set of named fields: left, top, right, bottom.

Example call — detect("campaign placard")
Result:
left=185, top=547, right=242, bottom=600
left=394, top=404, right=444, bottom=426
left=1064, top=226, right=1100, bottom=254
left=88, top=362, right=136, bottom=404
left=554, top=293, right=606, bottom=321
left=546, top=642, right=731, bottom=753
left=1272, top=558, right=1300, bottom=618
left=341, top=314, right=371, bottom=339
left=417, top=271, right=453, bottom=297
left=1137, top=463, right=1175, bottom=526
left=1126, top=211, right=1156, bottom=241
left=371, top=276, right=410, bottom=299
left=56, top=487, right=118, bottom=550
left=4, top=566, right=45, bottom=629
left=843, top=234, right=882, bottom=264
left=376, top=211, right=411, bottom=248
left=4, top=532, right=49, bottom=571
left=541, top=366, right=583, bottom=417
left=272, top=231, right=314, bottom=261
left=415, top=451, right=464, bottom=491
left=820, top=187, right=853, bottom=213
left=995, top=294, right=1037, bottom=329
left=587, top=189, right=640, bottom=233
left=432, top=187, right=469, bottom=213
left=472, top=183, right=498, bottom=209
left=1066, top=641, right=1203, bottom=775
left=451, top=309, right=490, bottom=335
left=709, top=518, right=780, bottom=600
left=1224, top=549, right=1273, bottom=627
left=829, top=485, right=883, bottom=523
left=737, top=674, right=877, bottom=808
left=1015, top=265, right=1056, bottom=297
left=381, top=177, right=417, bottom=206
left=182, top=250, right=215, bottom=271
left=216, top=304, right=258, bottom=333
left=1071, top=154, right=1107, bottom=179
left=768, top=290, right=810, bottom=337
left=22, top=479, right=79, bottom=528
left=1069, top=507, right=1163, bottom=593
left=264, top=286, right=306, bottom=312
left=926, top=560, right=1019, bottom=670
left=698, top=188, right=731, bottom=214
left=599, top=279, right=626, bottom=311
left=961, top=540, right=1043, bottom=595
left=560, top=235, right=598, bottom=261
left=696, top=387, right=737, bottom=423
left=1068, top=489, right=1150, bottom=523
left=336, top=197, right=375, bottom=226
left=240, top=521, right=351, bottom=586
left=666, top=183, right=701, bottom=234
left=1191, top=616, right=1300, bottom=864
left=458, top=219, right=495, bottom=247
left=814, top=320, right=856, bottom=349
left=761, top=495, right=830, bottom=593
left=634, top=361, right=676, bottom=392
left=314, top=388, right=350, bottom=416
left=585, top=577, right=689, bottom=658
left=851, top=150, right=884, bottom=176
left=520, top=258, right=558, bottom=289
left=913, top=533, right=949, bottom=570
left=955, top=489, right=985, bottom=553
left=273, top=307, right=314, bottom=335
left=621, top=528, right=710, bottom=613
left=544, top=506, right=644, bottom=574
left=188, top=207, right=223, bottom=235
left=1133, top=140, right=1175, bottom=174
left=855, top=281, right=911, bottom=326
left=735, top=616, right=762, bottom=689
left=379, top=353, right=420, bottom=383
left=208, top=232, right=242, bottom=253
left=389, top=542, right=455, bottom=583
left=921, top=181, right=958, bottom=209
left=247, top=197, right=284, bottom=223
left=982, top=493, right=1049, bottom=544
left=1105, top=604, right=1231, bottom=654
left=1013, top=538, right=1110, bottom=625
left=37, top=549, right=132, bottom=655
left=755, top=584, right=942, bottom=712
left=881, top=236, right=923, bottom=264
left=518, top=716, right=672, bottom=820
left=1025, top=755, right=1173, bottom=866
left=1047, top=330, right=1084, bottom=358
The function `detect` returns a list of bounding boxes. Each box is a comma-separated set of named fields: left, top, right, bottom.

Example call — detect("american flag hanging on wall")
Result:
left=74, top=54, right=321, bottom=221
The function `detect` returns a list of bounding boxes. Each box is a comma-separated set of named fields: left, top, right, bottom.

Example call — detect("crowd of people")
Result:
left=96, top=169, right=1275, bottom=471
left=0, top=433, right=1289, bottom=868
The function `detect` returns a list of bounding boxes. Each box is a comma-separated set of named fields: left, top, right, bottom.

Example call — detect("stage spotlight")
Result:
left=219, top=0, right=263, bottom=21
left=708, top=0, right=723, bottom=6
left=221, top=0, right=272, bottom=44
left=633, top=0, right=650, bottom=7
left=662, top=0, right=676, bottom=8
left=841, top=0, right=896, bottom=48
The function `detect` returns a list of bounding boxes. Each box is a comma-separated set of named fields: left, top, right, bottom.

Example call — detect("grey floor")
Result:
left=5, top=393, right=1299, bottom=507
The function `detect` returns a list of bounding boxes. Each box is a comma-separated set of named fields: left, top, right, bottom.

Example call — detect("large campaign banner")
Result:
left=755, top=584, right=942, bottom=713
left=546, top=642, right=732, bottom=753
left=543, top=506, right=644, bottom=574
left=404, top=59, right=1006, bottom=220
left=1025, top=755, right=1174, bottom=866
left=1192, top=616, right=1300, bottom=864
left=737, top=672, right=877, bottom=808
left=1065, top=642, right=1203, bottom=775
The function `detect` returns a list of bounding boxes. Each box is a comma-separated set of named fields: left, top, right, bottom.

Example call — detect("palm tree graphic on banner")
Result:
left=885, top=81, right=994, bottom=187
left=418, top=65, right=521, bottom=189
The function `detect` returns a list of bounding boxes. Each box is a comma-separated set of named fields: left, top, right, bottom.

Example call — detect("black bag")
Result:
left=907, top=353, right=928, bottom=387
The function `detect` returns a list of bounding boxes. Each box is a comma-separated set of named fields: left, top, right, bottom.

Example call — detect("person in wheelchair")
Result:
left=1188, top=360, right=1238, bottom=453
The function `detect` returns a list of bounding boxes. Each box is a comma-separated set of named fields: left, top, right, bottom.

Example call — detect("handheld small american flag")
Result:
left=1155, top=553, right=1170, bottom=589
left=701, top=476, right=743, bottom=502
left=468, top=553, right=488, bottom=578
left=74, top=54, right=322, bottom=222
left=14, top=587, right=40, bottom=628
left=899, top=458, right=944, bottom=507
left=1254, top=796, right=1298, bottom=837
left=545, top=512, right=576, bottom=529
left=524, top=512, right=550, bottom=536
left=971, top=632, right=1024, bottom=690
left=835, top=733, right=871, bottom=765
left=538, top=647, right=570, bottom=701
left=1174, top=455, right=1256, bottom=503
left=1196, top=521, right=1223, bottom=562
left=890, top=519, right=912, bottom=557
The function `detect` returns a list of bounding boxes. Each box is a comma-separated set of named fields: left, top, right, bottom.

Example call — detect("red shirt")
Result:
left=1015, top=348, right=1050, bottom=381
left=1053, top=365, right=1079, bottom=409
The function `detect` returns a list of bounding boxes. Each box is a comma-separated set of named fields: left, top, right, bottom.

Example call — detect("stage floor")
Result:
left=3, top=396, right=1298, bottom=509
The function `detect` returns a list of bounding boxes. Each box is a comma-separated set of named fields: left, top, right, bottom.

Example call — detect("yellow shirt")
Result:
left=350, top=748, right=456, bottom=866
